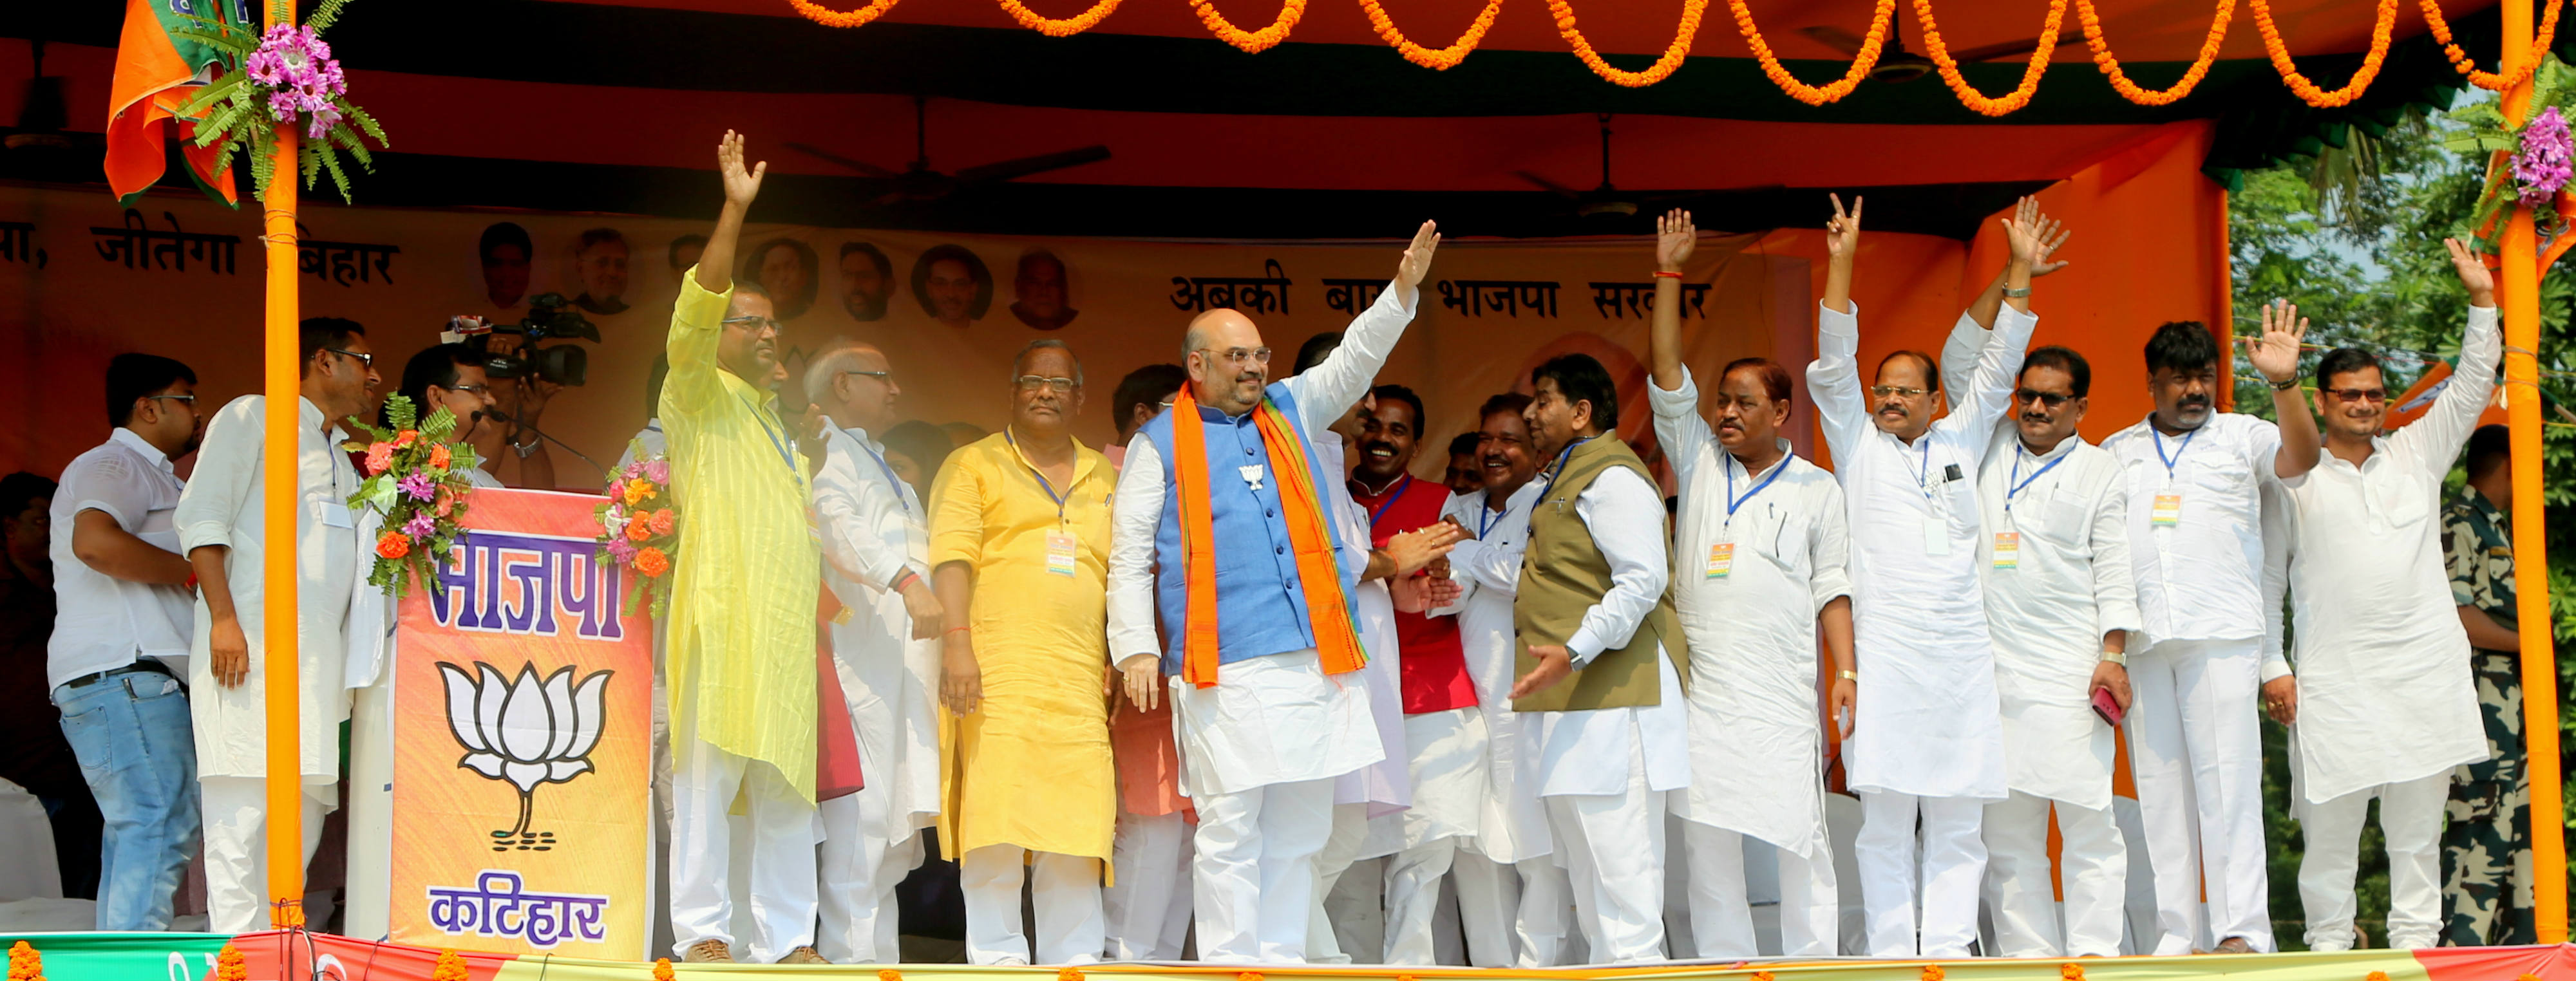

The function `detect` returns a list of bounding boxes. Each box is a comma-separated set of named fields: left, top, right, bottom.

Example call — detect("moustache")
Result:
left=2177, top=395, right=2211, bottom=409
left=1877, top=402, right=1909, bottom=415
left=2020, top=411, right=2053, bottom=424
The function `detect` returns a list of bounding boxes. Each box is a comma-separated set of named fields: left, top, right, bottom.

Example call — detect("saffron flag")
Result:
left=104, top=0, right=241, bottom=204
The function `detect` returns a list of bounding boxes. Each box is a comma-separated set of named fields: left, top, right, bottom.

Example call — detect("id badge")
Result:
left=1705, top=541, right=1735, bottom=580
left=1045, top=532, right=1079, bottom=577
left=320, top=503, right=355, bottom=530
left=2151, top=492, right=2183, bottom=528
left=1922, top=516, right=1951, bottom=557
left=1993, top=531, right=2020, bottom=569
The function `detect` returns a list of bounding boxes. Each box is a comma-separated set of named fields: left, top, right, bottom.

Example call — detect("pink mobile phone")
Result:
left=2091, top=686, right=2125, bottom=727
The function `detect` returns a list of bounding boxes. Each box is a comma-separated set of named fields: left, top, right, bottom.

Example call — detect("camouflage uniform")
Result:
left=2438, top=485, right=2537, bottom=946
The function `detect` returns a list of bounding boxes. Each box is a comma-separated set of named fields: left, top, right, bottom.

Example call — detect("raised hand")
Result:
left=717, top=129, right=766, bottom=209
left=1396, top=220, right=1443, bottom=290
left=2003, top=196, right=2050, bottom=267
left=1825, top=194, right=1864, bottom=263
left=2248, top=299, right=2309, bottom=384
left=1656, top=209, right=1696, bottom=273
left=2445, top=237, right=2497, bottom=307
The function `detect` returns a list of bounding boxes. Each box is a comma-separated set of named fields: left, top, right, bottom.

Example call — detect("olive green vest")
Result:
left=1511, top=433, right=1688, bottom=713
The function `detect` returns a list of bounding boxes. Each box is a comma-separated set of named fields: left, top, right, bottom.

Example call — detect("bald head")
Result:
left=1184, top=308, right=1271, bottom=416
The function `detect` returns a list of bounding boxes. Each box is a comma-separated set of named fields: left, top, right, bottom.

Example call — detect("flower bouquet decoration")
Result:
left=345, top=395, right=480, bottom=597
left=596, top=442, right=678, bottom=619
left=171, top=0, right=389, bottom=202
left=2449, top=55, right=2576, bottom=250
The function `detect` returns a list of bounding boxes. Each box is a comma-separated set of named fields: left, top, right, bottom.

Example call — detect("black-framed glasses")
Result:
left=1016, top=375, right=1079, bottom=393
left=447, top=383, right=493, bottom=395
left=1868, top=384, right=1928, bottom=398
left=2322, top=386, right=2387, bottom=403
left=1196, top=347, right=1271, bottom=367
left=840, top=369, right=893, bottom=382
left=2014, top=388, right=2072, bottom=408
left=721, top=315, right=783, bottom=333
left=325, top=348, right=374, bottom=369
left=146, top=394, right=197, bottom=406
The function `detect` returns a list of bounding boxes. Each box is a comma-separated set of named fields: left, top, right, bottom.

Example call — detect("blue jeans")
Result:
left=55, top=668, right=199, bottom=931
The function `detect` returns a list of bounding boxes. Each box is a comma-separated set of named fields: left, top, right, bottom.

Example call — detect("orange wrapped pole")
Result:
left=2497, top=0, right=2567, bottom=943
left=260, top=5, right=306, bottom=931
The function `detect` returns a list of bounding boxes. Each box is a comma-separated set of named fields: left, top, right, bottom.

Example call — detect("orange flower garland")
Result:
left=1728, top=0, right=1896, bottom=105
left=1359, top=0, right=1506, bottom=70
left=879, top=971, right=902, bottom=981
left=1920, top=966, right=1945, bottom=981
left=1000, top=0, right=1124, bottom=37
left=6, top=941, right=38, bottom=981
left=1911, top=0, right=2068, bottom=116
left=1189, top=0, right=1307, bottom=53
left=1549, top=0, right=1710, bottom=88
left=215, top=944, right=247, bottom=981
left=431, top=950, right=469, bottom=981
left=2422, top=0, right=2566, bottom=91
left=2061, top=964, right=2085, bottom=981
left=787, top=0, right=902, bottom=28
left=1059, top=968, right=1086, bottom=981
left=2249, top=0, right=2400, bottom=108
left=653, top=958, right=675, bottom=981
left=2077, top=0, right=2233, bottom=104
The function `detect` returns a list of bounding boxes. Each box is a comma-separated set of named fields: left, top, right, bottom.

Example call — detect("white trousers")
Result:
left=960, top=843, right=1105, bottom=965
left=2297, top=772, right=2448, bottom=951
left=1545, top=745, right=1667, bottom=964
left=1194, top=776, right=1334, bottom=964
left=669, top=732, right=817, bottom=962
left=1453, top=848, right=1573, bottom=967
left=2126, top=637, right=2274, bottom=953
left=1855, top=789, right=1985, bottom=957
left=1982, top=791, right=2126, bottom=957
left=1383, top=834, right=1466, bottom=964
left=200, top=777, right=332, bottom=934
left=1306, top=802, right=1373, bottom=964
left=1681, top=821, right=1838, bottom=957
left=815, top=785, right=922, bottom=964
left=1103, top=810, right=1193, bottom=960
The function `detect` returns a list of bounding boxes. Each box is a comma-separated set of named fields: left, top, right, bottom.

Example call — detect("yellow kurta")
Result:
left=661, top=271, right=821, bottom=801
left=929, top=431, right=1117, bottom=862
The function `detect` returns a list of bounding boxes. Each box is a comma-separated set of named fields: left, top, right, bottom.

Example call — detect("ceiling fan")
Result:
left=1515, top=115, right=1696, bottom=220
left=786, top=96, right=1110, bottom=205
left=1798, top=15, right=2083, bottom=84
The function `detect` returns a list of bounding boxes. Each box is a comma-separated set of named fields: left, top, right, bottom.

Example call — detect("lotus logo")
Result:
left=438, top=661, right=612, bottom=851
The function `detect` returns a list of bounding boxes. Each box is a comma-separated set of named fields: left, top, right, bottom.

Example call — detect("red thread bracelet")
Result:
left=1652, top=270, right=1685, bottom=279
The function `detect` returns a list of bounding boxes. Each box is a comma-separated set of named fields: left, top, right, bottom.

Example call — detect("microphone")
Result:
left=497, top=410, right=611, bottom=484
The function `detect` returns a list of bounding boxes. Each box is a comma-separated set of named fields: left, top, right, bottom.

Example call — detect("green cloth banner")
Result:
left=0, top=931, right=234, bottom=981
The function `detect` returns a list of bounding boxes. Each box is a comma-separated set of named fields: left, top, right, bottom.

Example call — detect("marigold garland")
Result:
left=431, top=950, right=469, bottom=981
left=1359, top=0, right=1506, bottom=70
left=1060, top=969, right=1086, bottom=981
left=1001, top=0, right=1124, bottom=36
left=2365, top=973, right=2390, bottom=981
left=2061, top=964, right=2085, bottom=981
left=1922, top=966, right=1946, bottom=981
left=6, top=941, right=37, bottom=981
left=2422, top=0, right=2566, bottom=91
left=1189, top=0, right=1307, bottom=53
left=653, top=958, right=675, bottom=981
left=1549, top=0, right=1710, bottom=88
left=1729, top=0, right=1896, bottom=104
left=2249, top=0, right=2400, bottom=107
left=880, top=971, right=902, bottom=981
left=1754, top=973, right=1777, bottom=981
left=1911, top=0, right=2067, bottom=115
left=2077, top=0, right=2233, bottom=104
left=788, top=0, right=902, bottom=28
left=214, top=944, right=247, bottom=981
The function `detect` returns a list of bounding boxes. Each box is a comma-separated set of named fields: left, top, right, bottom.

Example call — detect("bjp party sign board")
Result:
left=387, top=489, right=652, bottom=957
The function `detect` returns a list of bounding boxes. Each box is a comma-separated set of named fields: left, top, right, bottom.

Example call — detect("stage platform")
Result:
left=3, top=932, right=2571, bottom=981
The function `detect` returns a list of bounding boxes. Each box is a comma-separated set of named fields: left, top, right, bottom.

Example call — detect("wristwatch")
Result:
left=2099, top=649, right=2128, bottom=667
left=2269, top=376, right=2300, bottom=391
left=513, top=434, right=541, bottom=458
left=1837, top=669, right=1859, bottom=681
left=2002, top=286, right=2032, bottom=299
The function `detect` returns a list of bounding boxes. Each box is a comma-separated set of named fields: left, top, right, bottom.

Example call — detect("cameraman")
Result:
left=475, top=332, right=559, bottom=490
left=390, top=343, right=533, bottom=490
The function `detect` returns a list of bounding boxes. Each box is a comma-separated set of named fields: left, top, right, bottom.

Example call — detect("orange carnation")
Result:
left=625, top=518, right=652, bottom=541
left=634, top=547, right=670, bottom=578
left=430, top=444, right=451, bottom=469
left=395, top=429, right=418, bottom=448
left=649, top=508, right=675, bottom=536
left=364, top=443, right=394, bottom=476
left=377, top=531, right=411, bottom=559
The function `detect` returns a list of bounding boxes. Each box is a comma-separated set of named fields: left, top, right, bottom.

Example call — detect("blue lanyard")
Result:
left=1364, top=474, right=1416, bottom=527
left=2005, top=444, right=2068, bottom=512
left=1005, top=428, right=1071, bottom=526
left=2150, top=425, right=2197, bottom=482
left=1912, top=436, right=1937, bottom=501
left=849, top=429, right=909, bottom=514
left=1725, top=452, right=1788, bottom=524
left=1477, top=491, right=1519, bottom=539
left=1529, top=434, right=1596, bottom=534
left=735, top=393, right=802, bottom=485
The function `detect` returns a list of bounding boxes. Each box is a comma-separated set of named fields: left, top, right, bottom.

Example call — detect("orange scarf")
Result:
left=1169, top=382, right=1366, bottom=689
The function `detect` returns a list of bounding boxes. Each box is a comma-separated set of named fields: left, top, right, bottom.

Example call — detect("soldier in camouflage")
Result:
left=2438, top=424, right=2537, bottom=946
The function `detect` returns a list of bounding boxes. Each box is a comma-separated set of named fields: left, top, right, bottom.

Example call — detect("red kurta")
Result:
left=1350, top=472, right=1477, bottom=715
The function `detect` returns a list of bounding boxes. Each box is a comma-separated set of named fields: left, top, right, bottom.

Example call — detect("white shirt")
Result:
left=1975, top=433, right=2140, bottom=810
left=1520, top=464, right=1689, bottom=798
left=2101, top=411, right=2287, bottom=653
left=616, top=420, right=665, bottom=471
left=47, top=427, right=195, bottom=689
left=1324, top=440, right=1409, bottom=816
left=174, top=395, right=365, bottom=781
left=1809, top=301, right=2031, bottom=801
left=1438, top=480, right=1553, bottom=863
left=2280, top=304, right=2500, bottom=804
left=815, top=424, right=942, bottom=830
left=1651, top=369, right=1850, bottom=856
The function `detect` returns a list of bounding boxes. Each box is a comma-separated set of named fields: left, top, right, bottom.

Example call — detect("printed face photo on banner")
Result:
left=666, top=234, right=706, bottom=273
left=840, top=241, right=895, bottom=321
left=569, top=229, right=630, bottom=315
left=913, top=244, right=993, bottom=328
left=479, top=221, right=533, bottom=308
left=743, top=237, right=821, bottom=321
left=1011, top=247, right=1079, bottom=330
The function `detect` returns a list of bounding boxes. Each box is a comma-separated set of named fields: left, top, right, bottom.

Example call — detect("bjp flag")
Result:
left=105, top=0, right=241, bottom=204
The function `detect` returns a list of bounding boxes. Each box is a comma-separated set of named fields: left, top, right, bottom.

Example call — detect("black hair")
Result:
left=1718, top=357, right=1795, bottom=411
left=1479, top=391, right=1533, bottom=421
left=911, top=245, right=994, bottom=321
left=1531, top=353, right=1619, bottom=431
left=2465, top=424, right=2512, bottom=479
left=667, top=233, right=707, bottom=271
left=0, top=472, right=54, bottom=523
left=105, top=353, right=197, bottom=427
left=646, top=355, right=670, bottom=420
left=478, top=222, right=531, bottom=263
left=2145, top=321, right=2221, bottom=376
left=573, top=227, right=626, bottom=254
left=2315, top=347, right=2381, bottom=388
left=1448, top=431, right=1481, bottom=456
left=1112, top=363, right=1187, bottom=436
left=2019, top=345, right=2092, bottom=398
left=880, top=420, right=954, bottom=490
left=741, top=238, right=820, bottom=316
left=1016, top=247, right=1067, bottom=282
left=1370, top=383, right=1426, bottom=431
left=392, top=344, right=485, bottom=427
left=1875, top=350, right=1941, bottom=391
left=838, top=241, right=893, bottom=279
left=1293, top=332, right=1343, bottom=375
left=299, top=317, right=366, bottom=375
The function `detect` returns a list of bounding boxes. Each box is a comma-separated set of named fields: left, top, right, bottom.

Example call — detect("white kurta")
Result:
left=175, top=395, right=366, bottom=781
left=1973, top=434, right=2140, bottom=811
left=2280, top=304, right=2501, bottom=805
left=1321, top=442, right=1410, bottom=820
left=1519, top=465, right=1688, bottom=798
left=1439, top=481, right=1553, bottom=864
left=2099, top=411, right=2285, bottom=654
left=1651, top=369, right=1850, bottom=859
left=815, top=424, right=943, bottom=834
left=1808, top=301, right=2030, bottom=801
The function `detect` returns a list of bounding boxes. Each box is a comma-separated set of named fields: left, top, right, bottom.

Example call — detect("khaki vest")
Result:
left=1511, top=434, right=1688, bottom=713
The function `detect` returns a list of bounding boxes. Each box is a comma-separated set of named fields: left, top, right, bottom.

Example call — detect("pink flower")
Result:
left=2514, top=106, right=2573, bottom=205
left=643, top=460, right=670, bottom=485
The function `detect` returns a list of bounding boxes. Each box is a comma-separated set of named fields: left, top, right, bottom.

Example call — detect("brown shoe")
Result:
left=2211, top=937, right=2257, bottom=955
left=776, top=947, right=831, bottom=965
left=683, top=940, right=734, bottom=963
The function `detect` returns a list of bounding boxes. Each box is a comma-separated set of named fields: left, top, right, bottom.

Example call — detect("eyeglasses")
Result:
left=1868, top=385, right=1928, bottom=398
left=447, top=384, right=492, bottom=395
left=2014, top=388, right=2072, bottom=408
left=839, top=369, right=893, bottom=382
left=325, top=348, right=374, bottom=369
left=721, top=315, right=783, bottom=333
left=2322, top=386, right=2387, bottom=403
left=1016, top=375, right=1079, bottom=393
left=146, top=394, right=197, bottom=406
left=1197, top=347, right=1271, bottom=367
